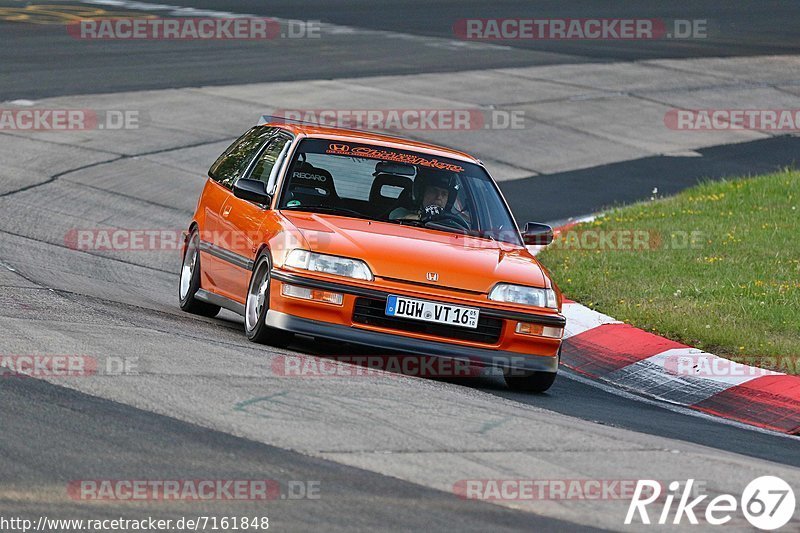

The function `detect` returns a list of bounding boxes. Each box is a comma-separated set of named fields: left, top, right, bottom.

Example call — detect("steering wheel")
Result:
left=422, top=210, right=471, bottom=231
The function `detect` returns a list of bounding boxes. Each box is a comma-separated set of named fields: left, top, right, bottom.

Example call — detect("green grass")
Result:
left=539, top=169, right=800, bottom=373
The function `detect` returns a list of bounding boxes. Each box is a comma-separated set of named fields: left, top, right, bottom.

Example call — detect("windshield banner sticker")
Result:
left=326, top=143, right=465, bottom=173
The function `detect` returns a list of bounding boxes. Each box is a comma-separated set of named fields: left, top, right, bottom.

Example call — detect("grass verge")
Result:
left=539, top=169, right=799, bottom=373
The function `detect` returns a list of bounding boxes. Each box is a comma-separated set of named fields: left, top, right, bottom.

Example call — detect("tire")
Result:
left=504, top=370, right=557, bottom=393
left=179, top=229, right=220, bottom=318
left=244, top=252, right=294, bottom=347
left=503, top=347, right=560, bottom=393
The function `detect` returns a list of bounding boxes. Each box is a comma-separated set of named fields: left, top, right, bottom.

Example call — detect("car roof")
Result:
left=266, top=122, right=482, bottom=165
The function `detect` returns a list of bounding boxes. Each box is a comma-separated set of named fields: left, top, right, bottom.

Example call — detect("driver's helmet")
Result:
left=412, top=167, right=459, bottom=210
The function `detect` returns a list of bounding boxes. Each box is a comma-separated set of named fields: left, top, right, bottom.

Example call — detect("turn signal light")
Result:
left=281, top=283, right=343, bottom=305
left=516, top=322, right=563, bottom=338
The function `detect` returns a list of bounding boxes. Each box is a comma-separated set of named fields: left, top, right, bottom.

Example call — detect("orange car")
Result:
left=179, top=121, right=565, bottom=392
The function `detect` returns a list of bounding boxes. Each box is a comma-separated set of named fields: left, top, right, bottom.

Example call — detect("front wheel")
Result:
left=504, top=347, right=559, bottom=393
left=245, top=253, right=294, bottom=347
left=504, top=370, right=557, bottom=393
left=178, top=229, right=220, bottom=318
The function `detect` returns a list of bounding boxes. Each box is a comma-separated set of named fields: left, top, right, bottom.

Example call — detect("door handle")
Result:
left=222, top=204, right=233, bottom=218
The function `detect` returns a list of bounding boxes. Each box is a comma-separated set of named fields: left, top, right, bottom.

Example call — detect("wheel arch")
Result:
left=254, top=243, right=273, bottom=266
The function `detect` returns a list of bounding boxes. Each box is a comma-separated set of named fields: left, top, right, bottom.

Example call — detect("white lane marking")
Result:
left=77, top=0, right=512, bottom=51
left=561, top=301, right=622, bottom=339
left=564, top=214, right=598, bottom=226
left=550, top=213, right=599, bottom=231
left=78, top=0, right=252, bottom=18
left=561, top=369, right=800, bottom=440
left=663, top=150, right=703, bottom=157
left=529, top=214, right=599, bottom=256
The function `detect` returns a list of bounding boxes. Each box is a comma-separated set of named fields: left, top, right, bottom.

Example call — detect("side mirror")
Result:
left=234, top=178, right=272, bottom=206
left=522, top=222, right=554, bottom=246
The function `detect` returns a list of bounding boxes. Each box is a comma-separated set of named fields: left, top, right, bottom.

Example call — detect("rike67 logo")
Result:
left=626, top=477, right=796, bottom=530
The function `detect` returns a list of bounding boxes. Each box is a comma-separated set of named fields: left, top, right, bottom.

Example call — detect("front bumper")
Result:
left=269, top=269, right=563, bottom=373
left=266, top=310, right=558, bottom=373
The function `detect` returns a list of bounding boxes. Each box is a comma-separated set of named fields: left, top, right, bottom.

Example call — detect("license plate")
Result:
left=385, top=295, right=479, bottom=329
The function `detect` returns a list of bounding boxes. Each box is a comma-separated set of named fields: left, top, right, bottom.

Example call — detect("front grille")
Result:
left=352, top=297, right=503, bottom=345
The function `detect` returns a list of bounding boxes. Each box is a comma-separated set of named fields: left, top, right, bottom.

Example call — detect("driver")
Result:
left=389, top=168, right=458, bottom=221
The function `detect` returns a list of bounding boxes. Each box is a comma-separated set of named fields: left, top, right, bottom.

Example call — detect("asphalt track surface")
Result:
left=1, top=1, right=800, bottom=531
left=2, top=0, right=800, bottom=99
left=1, top=377, right=592, bottom=532
left=503, top=135, right=800, bottom=223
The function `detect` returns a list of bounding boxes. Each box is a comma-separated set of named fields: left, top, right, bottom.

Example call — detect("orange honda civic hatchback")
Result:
left=179, top=121, right=566, bottom=392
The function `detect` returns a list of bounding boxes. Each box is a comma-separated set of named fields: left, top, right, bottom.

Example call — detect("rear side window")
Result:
left=208, top=126, right=274, bottom=189
left=249, top=134, right=293, bottom=192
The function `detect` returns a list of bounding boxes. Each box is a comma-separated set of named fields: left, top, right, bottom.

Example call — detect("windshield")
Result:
left=277, top=138, right=522, bottom=245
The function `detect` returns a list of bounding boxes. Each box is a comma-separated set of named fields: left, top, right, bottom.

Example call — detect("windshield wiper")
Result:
left=474, top=230, right=497, bottom=242
left=384, top=217, right=469, bottom=235
left=423, top=221, right=469, bottom=235
left=384, top=218, right=423, bottom=227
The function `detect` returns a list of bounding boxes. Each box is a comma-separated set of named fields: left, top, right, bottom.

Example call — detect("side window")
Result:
left=208, top=126, right=274, bottom=189
left=249, top=134, right=292, bottom=190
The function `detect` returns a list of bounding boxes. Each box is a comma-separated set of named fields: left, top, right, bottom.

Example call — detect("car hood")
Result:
left=280, top=212, right=548, bottom=293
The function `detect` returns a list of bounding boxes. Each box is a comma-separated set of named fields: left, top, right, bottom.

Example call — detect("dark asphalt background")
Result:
left=2, top=0, right=800, bottom=100
left=503, top=135, right=800, bottom=223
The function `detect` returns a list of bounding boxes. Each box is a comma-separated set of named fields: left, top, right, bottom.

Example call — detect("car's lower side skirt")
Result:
left=195, top=289, right=245, bottom=315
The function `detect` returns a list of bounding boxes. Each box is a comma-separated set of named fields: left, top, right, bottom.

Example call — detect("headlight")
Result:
left=284, top=249, right=374, bottom=281
left=489, top=283, right=557, bottom=309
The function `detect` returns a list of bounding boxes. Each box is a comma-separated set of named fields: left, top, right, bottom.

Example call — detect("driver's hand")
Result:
left=421, top=204, right=443, bottom=221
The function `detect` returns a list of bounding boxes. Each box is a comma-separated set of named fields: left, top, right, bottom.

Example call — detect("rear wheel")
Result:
left=178, top=229, right=220, bottom=318
left=245, top=253, right=294, bottom=347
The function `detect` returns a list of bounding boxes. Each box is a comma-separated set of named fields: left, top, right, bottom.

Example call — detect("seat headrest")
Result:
left=289, top=162, right=336, bottom=197
left=369, top=173, right=413, bottom=204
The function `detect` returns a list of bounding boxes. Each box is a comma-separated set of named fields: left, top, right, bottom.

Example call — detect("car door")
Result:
left=218, top=130, right=294, bottom=301
left=200, top=126, right=275, bottom=301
